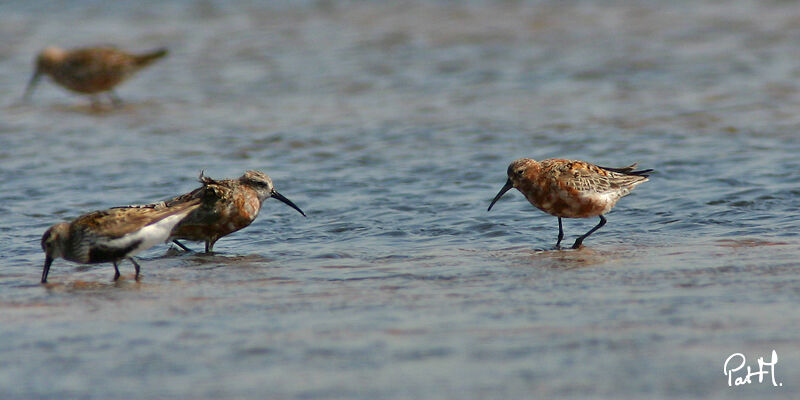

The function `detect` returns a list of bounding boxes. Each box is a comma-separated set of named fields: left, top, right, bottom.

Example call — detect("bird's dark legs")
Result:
left=555, top=217, right=564, bottom=248
left=572, top=215, right=607, bottom=249
left=113, top=262, right=120, bottom=281
left=173, top=240, right=192, bottom=251
left=205, top=240, right=215, bottom=253
left=129, top=258, right=142, bottom=281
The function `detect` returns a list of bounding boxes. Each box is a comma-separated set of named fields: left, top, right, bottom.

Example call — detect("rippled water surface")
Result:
left=2, top=1, right=800, bottom=398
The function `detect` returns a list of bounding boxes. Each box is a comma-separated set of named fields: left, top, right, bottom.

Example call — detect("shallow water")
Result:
left=1, top=1, right=800, bottom=398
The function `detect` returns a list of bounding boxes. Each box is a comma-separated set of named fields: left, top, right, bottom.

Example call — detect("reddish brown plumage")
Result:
left=488, top=158, right=651, bottom=248
left=507, top=158, right=649, bottom=218
left=24, top=45, right=168, bottom=103
left=158, top=171, right=305, bottom=252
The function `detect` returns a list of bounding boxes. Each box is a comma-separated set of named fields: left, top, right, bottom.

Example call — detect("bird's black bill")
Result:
left=487, top=179, right=513, bottom=211
left=272, top=190, right=306, bottom=217
left=23, top=70, right=42, bottom=102
left=41, top=256, right=53, bottom=284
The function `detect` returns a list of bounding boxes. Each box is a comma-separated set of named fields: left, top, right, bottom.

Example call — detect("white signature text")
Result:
left=723, top=350, right=782, bottom=387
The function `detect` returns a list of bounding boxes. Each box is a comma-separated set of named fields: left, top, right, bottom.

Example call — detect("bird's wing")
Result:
left=76, top=199, right=201, bottom=239
left=64, top=48, right=134, bottom=78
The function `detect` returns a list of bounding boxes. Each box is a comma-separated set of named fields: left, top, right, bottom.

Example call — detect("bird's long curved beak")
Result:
left=271, top=190, right=306, bottom=217
left=23, top=69, right=42, bottom=102
left=487, top=179, right=513, bottom=211
left=41, top=256, right=53, bottom=284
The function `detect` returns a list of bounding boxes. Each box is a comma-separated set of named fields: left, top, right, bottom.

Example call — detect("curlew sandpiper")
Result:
left=488, top=158, right=651, bottom=249
left=23, top=45, right=168, bottom=106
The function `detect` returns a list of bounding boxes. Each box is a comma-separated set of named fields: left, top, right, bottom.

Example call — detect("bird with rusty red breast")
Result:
left=157, top=170, right=306, bottom=253
left=488, top=158, right=651, bottom=249
left=23, top=45, right=168, bottom=106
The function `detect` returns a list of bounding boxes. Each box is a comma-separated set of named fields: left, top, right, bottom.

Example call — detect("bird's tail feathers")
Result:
left=134, top=47, right=168, bottom=67
left=599, top=163, right=653, bottom=178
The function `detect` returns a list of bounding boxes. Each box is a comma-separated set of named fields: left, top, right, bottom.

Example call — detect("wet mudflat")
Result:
left=1, top=1, right=799, bottom=399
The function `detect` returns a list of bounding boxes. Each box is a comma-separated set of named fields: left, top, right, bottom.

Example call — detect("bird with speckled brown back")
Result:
left=23, top=45, right=168, bottom=107
left=488, top=158, right=651, bottom=249
left=150, top=171, right=306, bottom=253
left=40, top=199, right=201, bottom=283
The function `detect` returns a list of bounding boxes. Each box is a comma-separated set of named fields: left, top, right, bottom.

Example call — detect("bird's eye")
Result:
left=516, top=169, right=524, bottom=176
